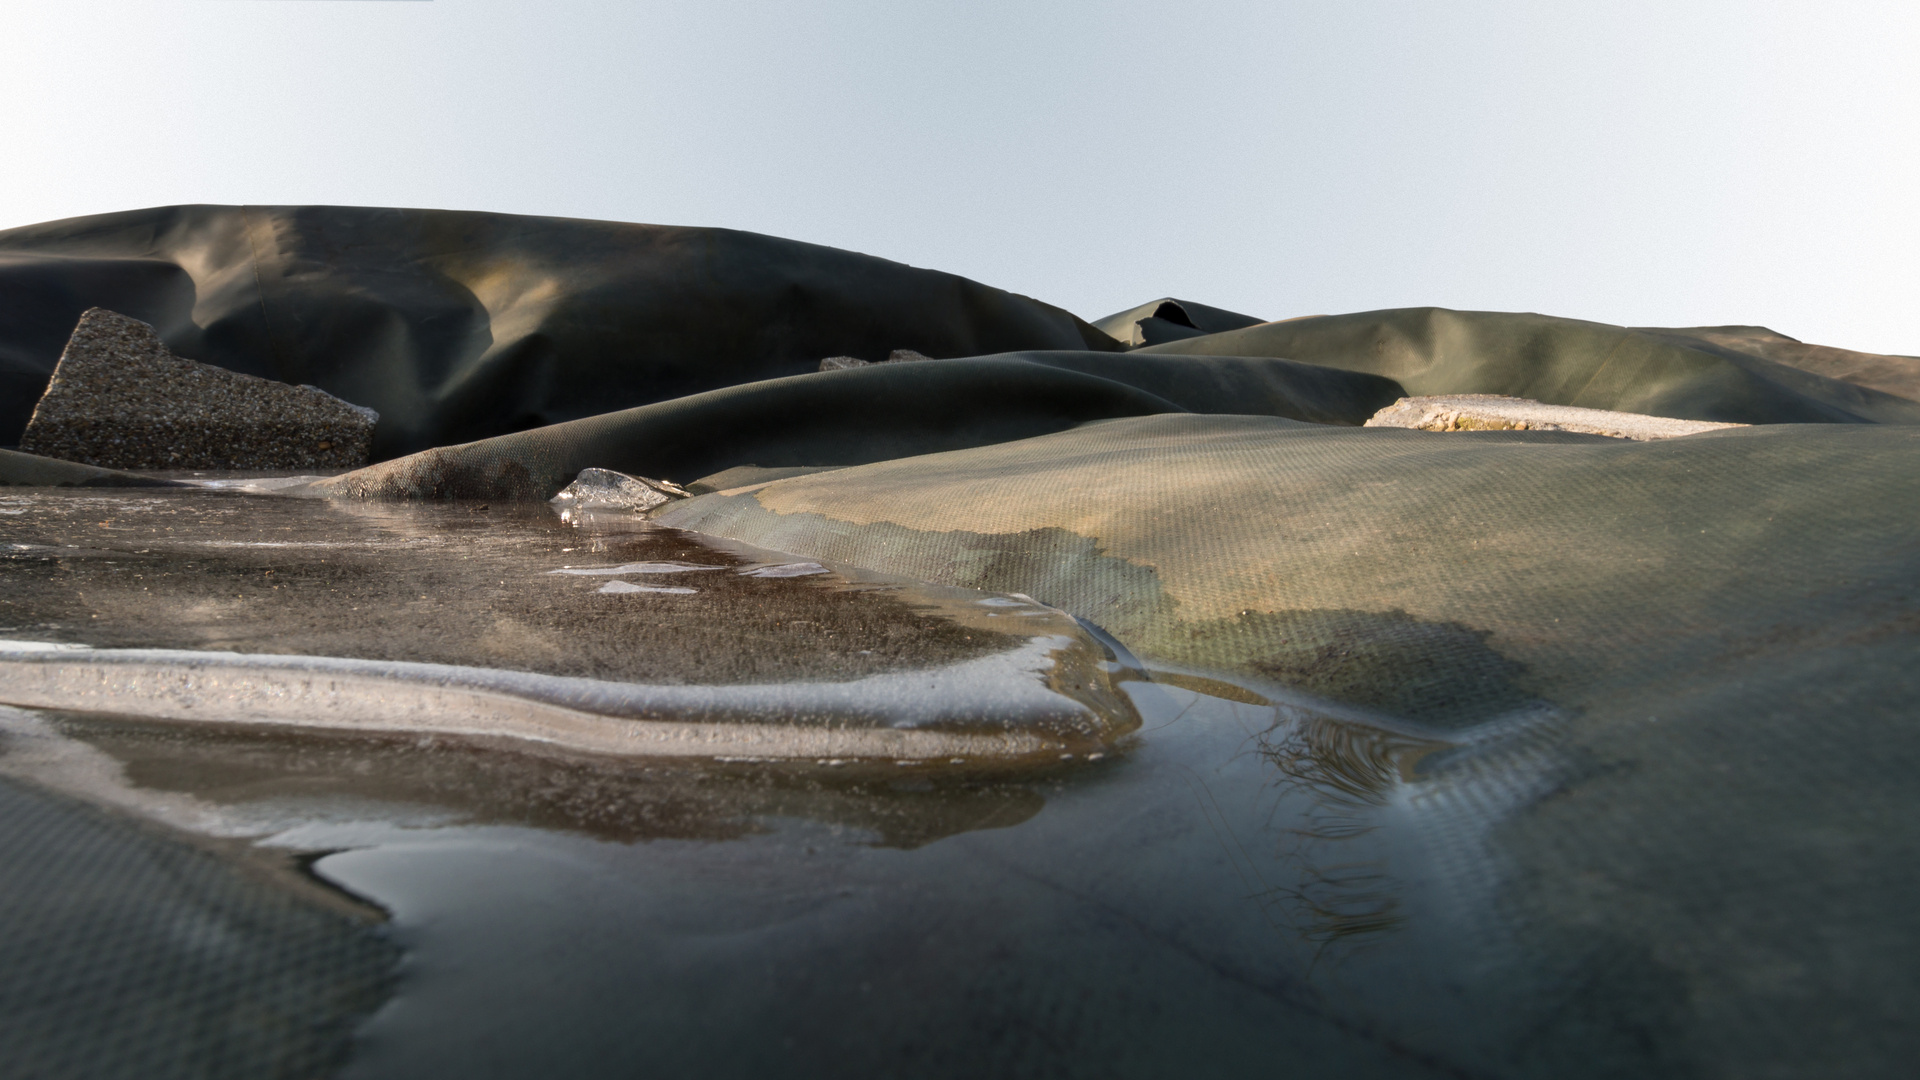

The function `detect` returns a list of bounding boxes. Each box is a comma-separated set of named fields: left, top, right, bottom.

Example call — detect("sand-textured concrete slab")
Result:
left=19, top=308, right=378, bottom=470
left=1364, top=394, right=1746, bottom=440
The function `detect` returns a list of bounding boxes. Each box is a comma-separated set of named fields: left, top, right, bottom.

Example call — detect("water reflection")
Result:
left=0, top=485, right=1593, bottom=1078
left=0, top=629, right=1578, bottom=1077
left=0, top=488, right=1022, bottom=686
left=1254, top=716, right=1434, bottom=958
left=18, top=711, right=1053, bottom=849
left=0, top=488, right=1139, bottom=764
left=1135, top=666, right=1476, bottom=964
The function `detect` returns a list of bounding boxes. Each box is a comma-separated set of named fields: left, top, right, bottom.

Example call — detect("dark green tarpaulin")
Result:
left=0, top=205, right=1117, bottom=458
left=3, top=204, right=1919, bottom=1077
left=297, top=352, right=1406, bottom=501
left=1090, top=296, right=1268, bottom=347
left=650, top=413, right=1920, bottom=1078
left=7, top=205, right=1918, bottom=492
left=0, top=446, right=183, bottom=488
left=1135, top=306, right=1920, bottom=425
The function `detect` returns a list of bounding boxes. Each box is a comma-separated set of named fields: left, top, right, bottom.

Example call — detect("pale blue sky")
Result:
left=3, top=1, right=1916, bottom=353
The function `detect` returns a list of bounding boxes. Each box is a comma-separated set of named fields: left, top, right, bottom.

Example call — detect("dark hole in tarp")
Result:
left=1150, top=300, right=1199, bottom=329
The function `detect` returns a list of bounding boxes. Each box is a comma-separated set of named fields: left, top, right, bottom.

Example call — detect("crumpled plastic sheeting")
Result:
left=293, top=351, right=1407, bottom=501
left=0, top=773, right=397, bottom=1080
left=0, top=446, right=186, bottom=487
left=0, top=205, right=1119, bottom=456
left=5, top=205, right=1920, bottom=1076
left=655, top=415, right=1920, bottom=727
left=1138, top=306, right=1920, bottom=425
left=294, top=358, right=1182, bottom=501
left=1090, top=296, right=1268, bottom=347
left=653, top=414, right=1920, bottom=1074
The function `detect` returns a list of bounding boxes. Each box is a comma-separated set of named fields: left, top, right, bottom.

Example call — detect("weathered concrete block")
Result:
left=1363, top=395, right=1745, bottom=441
left=19, top=308, right=379, bottom=470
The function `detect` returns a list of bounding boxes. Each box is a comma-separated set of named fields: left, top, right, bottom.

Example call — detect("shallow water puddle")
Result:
left=0, top=674, right=1497, bottom=1080
left=0, top=487, right=1136, bottom=763
left=0, top=484, right=1599, bottom=1079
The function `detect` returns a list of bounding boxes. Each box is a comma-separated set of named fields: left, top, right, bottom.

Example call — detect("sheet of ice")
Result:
left=184, top=476, right=334, bottom=492
left=548, top=562, right=725, bottom=576
left=737, top=562, right=829, bottom=578
left=597, top=581, right=699, bottom=595
left=0, top=637, right=1131, bottom=762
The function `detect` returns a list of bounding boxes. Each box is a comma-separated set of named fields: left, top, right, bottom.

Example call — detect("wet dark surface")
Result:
left=43, top=713, right=1054, bottom=849
left=0, top=487, right=1139, bottom=765
left=3, top=683, right=1459, bottom=1080
left=0, top=487, right=1017, bottom=685
left=0, top=769, right=399, bottom=1080
left=2, top=485, right=1914, bottom=1078
left=0, top=483, right=1481, bottom=1078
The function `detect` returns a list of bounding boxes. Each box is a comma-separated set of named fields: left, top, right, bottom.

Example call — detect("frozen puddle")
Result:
left=738, top=562, right=829, bottom=578
left=548, top=561, right=725, bottom=575
left=596, top=581, right=699, bottom=595
left=0, top=486, right=1138, bottom=764
left=0, top=636, right=1130, bottom=762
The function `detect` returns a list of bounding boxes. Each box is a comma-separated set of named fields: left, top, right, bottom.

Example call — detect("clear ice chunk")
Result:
left=550, top=468, right=691, bottom=512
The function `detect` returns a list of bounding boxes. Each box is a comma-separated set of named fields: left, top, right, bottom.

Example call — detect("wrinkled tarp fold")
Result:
left=651, top=414, right=1920, bottom=1075
left=3, top=204, right=1920, bottom=1076
left=296, top=352, right=1408, bottom=500
left=0, top=205, right=1118, bottom=457
left=1137, top=306, right=1920, bottom=424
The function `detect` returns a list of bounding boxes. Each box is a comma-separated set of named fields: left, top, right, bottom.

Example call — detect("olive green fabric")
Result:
left=1011, top=349, right=1402, bottom=423
left=651, top=416, right=1920, bottom=1070
left=1091, top=297, right=1268, bottom=348
left=1635, top=323, right=1920, bottom=403
left=288, top=302, right=1920, bottom=504
left=298, top=358, right=1185, bottom=501
left=652, top=415, right=1919, bottom=727
left=685, top=463, right=851, bottom=495
left=295, top=352, right=1403, bottom=502
left=6, top=203, right=1919, bottom=1075
left=0, top=773, right=397, bottom=1079
left=0, top=447, right=185, bottom=488
left=297, top=347, right=1407, bottom=501
left=0, top=205, right=1119, bottom=457
left=1138, top=307, right=1920, bottom=424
